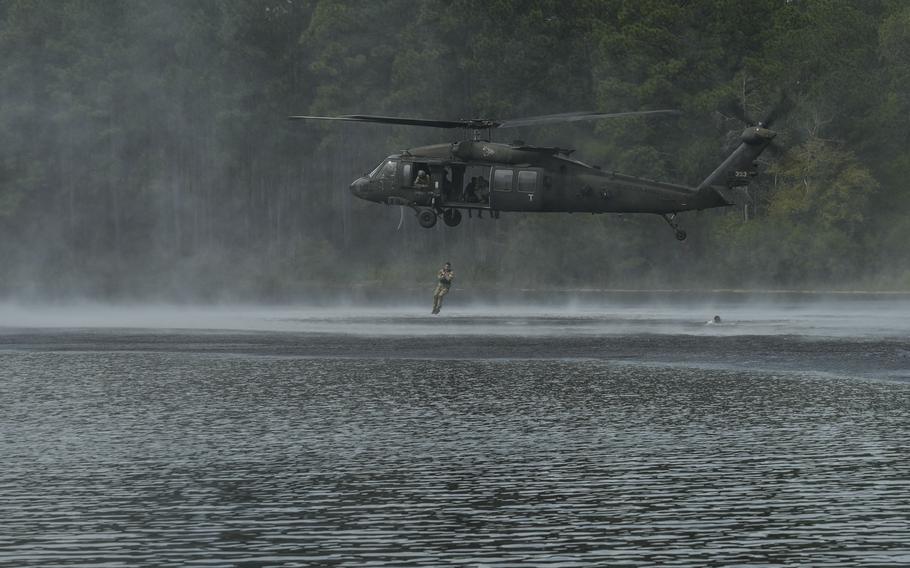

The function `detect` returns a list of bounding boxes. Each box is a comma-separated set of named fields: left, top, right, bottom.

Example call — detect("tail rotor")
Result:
left=698, top=91, right=795, bottom=196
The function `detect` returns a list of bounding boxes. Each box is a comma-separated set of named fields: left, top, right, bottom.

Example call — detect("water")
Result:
left=2, top=299, right=910, bottom=566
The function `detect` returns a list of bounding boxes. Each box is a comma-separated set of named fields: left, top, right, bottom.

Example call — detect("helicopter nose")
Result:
left=349, top=177, right=369, bottom=197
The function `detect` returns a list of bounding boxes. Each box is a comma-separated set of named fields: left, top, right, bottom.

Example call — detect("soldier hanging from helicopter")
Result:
left=432, top=262, right=455, bottom=315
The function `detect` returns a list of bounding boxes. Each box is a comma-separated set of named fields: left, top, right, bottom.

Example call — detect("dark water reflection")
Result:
left=2, top=343, right=910, bottom=566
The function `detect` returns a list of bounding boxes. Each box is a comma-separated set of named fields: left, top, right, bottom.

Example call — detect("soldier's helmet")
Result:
left=418, top=170, right=426, bottom=175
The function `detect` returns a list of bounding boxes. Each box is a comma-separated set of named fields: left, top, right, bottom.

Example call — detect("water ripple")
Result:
left=2, top=351, right=909, bottom=566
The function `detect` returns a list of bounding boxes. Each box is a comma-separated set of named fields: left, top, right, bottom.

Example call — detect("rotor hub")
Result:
left=741, top=126, right=776, bottom=145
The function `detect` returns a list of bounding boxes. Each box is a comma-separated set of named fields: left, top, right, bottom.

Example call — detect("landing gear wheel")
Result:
left=417, top=208, right=437, bottom=228
left=443, top=209, right=462, bottom=227
left=661, top=213, right=687, bottom=242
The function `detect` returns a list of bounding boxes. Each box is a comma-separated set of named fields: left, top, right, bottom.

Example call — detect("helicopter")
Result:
left=291, top=102, right=788, bottom=240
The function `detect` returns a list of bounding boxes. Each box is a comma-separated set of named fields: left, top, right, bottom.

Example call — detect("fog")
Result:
left=3, top=295, right=908, bottom=339
left=1, top=2, right=910, bottom=301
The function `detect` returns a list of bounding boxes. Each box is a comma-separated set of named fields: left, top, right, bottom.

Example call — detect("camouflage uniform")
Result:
left=432, top=266, right=454, bottom=314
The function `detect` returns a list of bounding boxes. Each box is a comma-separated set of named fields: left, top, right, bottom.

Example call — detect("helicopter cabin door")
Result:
left=490, top=167, right=542, bottom=211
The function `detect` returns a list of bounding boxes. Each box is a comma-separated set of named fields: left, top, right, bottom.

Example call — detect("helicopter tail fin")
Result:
left=696, top=93, right=792, bottom=205
left=695, top=126, right=776, bottom=206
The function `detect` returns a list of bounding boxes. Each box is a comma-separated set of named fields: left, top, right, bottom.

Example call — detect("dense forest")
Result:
left=1, top=0, right=909, bottom=301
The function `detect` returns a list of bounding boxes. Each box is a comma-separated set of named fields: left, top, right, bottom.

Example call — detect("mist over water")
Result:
left=2, top=293, right=910, bottom=339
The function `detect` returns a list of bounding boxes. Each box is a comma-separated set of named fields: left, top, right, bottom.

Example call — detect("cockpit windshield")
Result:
left=368, top=161, right=385, bottom=179
left=369, top=158, right=397, bottom=179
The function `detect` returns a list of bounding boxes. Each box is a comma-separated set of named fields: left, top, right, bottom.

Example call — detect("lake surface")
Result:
left=2, top=297, right=909, bottom=566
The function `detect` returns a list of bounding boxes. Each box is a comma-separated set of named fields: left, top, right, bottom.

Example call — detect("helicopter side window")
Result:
left=517, top=170, right=538, bottom=192
left=401, top=162, right=413, bottom=185
left=493, top=169, right=514, bottom=191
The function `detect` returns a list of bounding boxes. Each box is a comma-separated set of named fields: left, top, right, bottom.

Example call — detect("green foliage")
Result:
left=0, top=0, right=908, bottom=298
left=769, top=139, right=875, bottom=235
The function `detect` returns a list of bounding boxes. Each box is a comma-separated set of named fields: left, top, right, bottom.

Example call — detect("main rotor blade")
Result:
left=760, top=92, right=794, bottom=128
left=721, top=100, right=756, bottom=126
left=290, top=110, right=682, bottom=130
left=288, top=114, right=469, bottom=129
left=496, top=109, right=681, bottom=129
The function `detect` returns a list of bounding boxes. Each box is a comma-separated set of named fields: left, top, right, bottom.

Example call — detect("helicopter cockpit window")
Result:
left=380, top=160, right=397, bottom=178
left=518, top=170, right=538, bottom=192
left=368, top=161, right=385, bottom=178
left=370, top=160, right=396, bottom=179
left=493, top=169, right=514, bottom=191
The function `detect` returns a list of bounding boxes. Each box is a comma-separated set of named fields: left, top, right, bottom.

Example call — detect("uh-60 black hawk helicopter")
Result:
left=291, top=100, right=788, bottom=240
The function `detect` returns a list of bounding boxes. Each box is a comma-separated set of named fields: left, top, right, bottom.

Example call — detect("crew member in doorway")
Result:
left=474, top=175, right=490, bottom=217
left=414, top=169, right=430, bottom=189
left=463, top=177, right=479, bottom=202
left=476, top=176, right=490, bottom=201
left=432, top=262, right=455, bottom=315
left=442, top=168, right=453, bottom=197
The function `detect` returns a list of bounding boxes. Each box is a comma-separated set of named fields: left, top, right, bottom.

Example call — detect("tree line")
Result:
left=1, top=0, right=908, bottom=300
